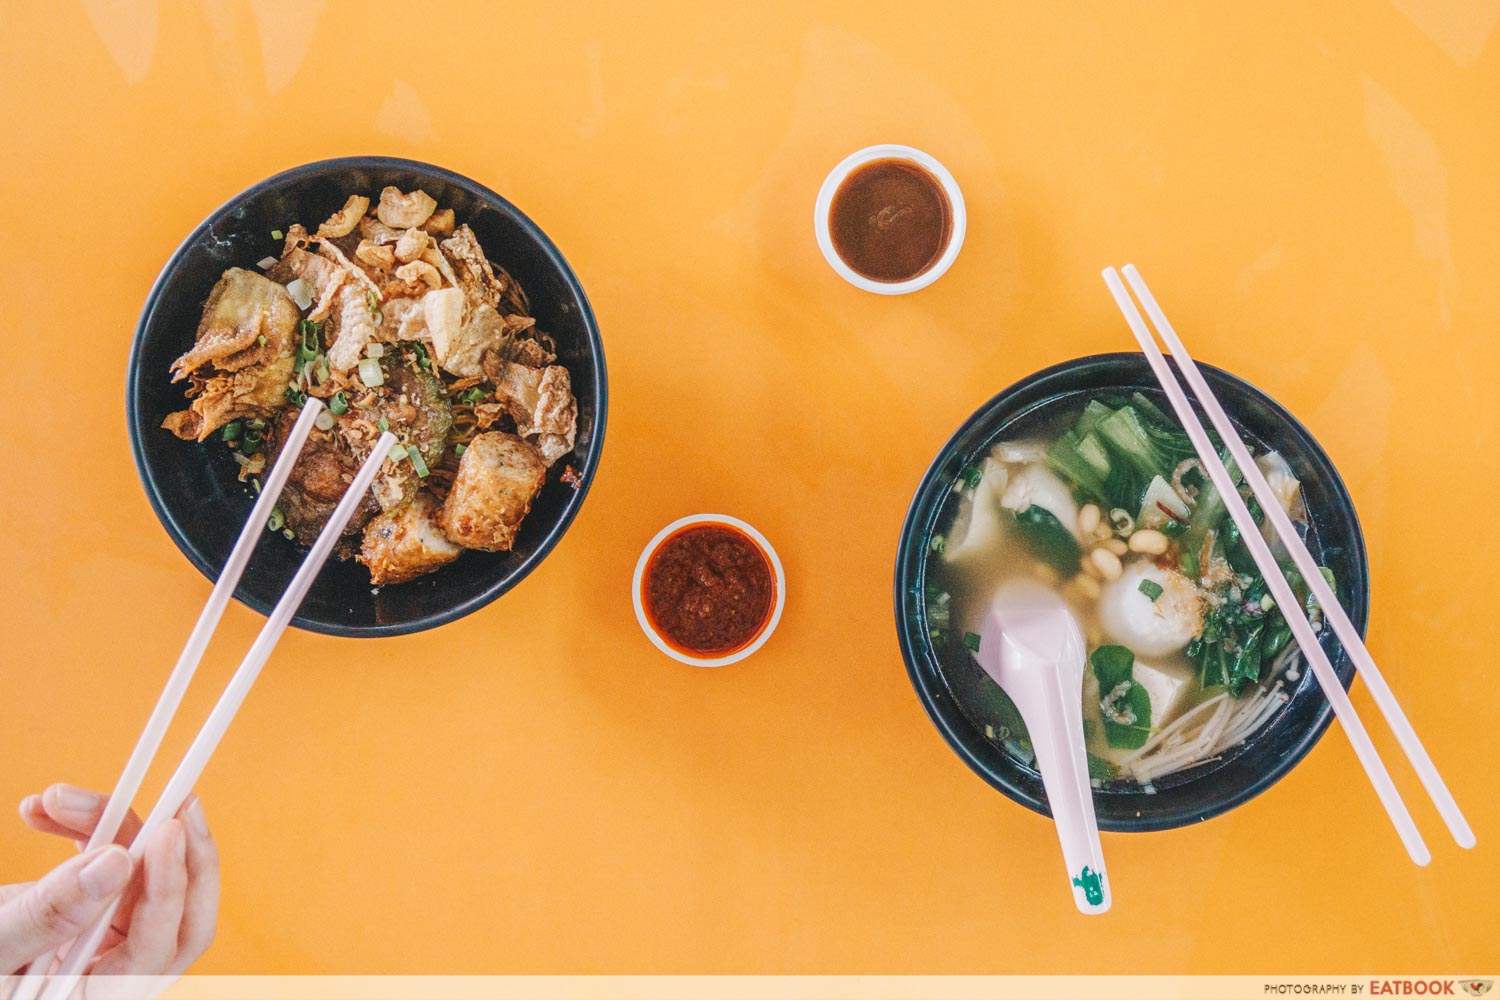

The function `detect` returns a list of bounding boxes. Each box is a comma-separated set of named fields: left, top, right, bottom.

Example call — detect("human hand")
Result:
left=1, top=785, right=219, bottom=984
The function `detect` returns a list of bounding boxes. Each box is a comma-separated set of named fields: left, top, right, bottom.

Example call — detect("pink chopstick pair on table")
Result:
left=17, top=399, right=396, bottom=1000
left=1102, top=264, right=1474, bottom=866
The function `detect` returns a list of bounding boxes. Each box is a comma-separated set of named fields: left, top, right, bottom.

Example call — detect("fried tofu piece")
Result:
left=427, top=294, right=504, bottom=378
left=440, top=224, right=506, bottom=311
left=480, top=355, right=578, bottom=466
left=170, top=268, right=299, bottom=379
left=500, top=333, right=555, bottom=368
left=438, top=432, right=545, bottom=552
left=358, top=492, right=461, bottom=584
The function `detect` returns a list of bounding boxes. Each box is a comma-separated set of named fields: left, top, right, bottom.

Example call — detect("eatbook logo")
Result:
left=1071, top=866, right=1104, bottom=905
left=1461, top=982, right=1493, bottom=997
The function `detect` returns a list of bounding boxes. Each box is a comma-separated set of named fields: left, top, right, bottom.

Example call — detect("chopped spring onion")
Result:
left=413, top=342, right=432, bottom=370
left=358, top=357, right=385, bottom=387
left=959, top=465, right=983, bottom=491
left=377, top=416, right=389, bottom=432
left=457, top=387, right=486, bottom=405
left=271, top=229, right=284, bottom=241
left=282, top=527, right=296, bottom=541
left=246, top=417, right=267, bottom=431
left=314, top=410, right=335, bottom=431
left=366, top=289, right=383, bottom=326
left=267, top=508, right=285, bottom=532
left=284, top=387, right=308, bottom=407
left=1138, top=579, right=1165, bottom=602
left=407, top=445, right=430, bottom=478
left=221, top=420, right=243, bottom=443
left=329, top=391, right=349, bottom=416
left=257, top=335, right=267, bottom=346
left=962, top=631, right=982, bottom=653
left=251, top=477, right=262, bottom=494
left=454, top=443, right=467, bottom=457
left=257, top=256, right=278, bottom=269
left=929, top=534, right=947, bottom=555
left=286, top=277, right=313, bottom=310
left=366, top=342, right=385, bottom=359
left=314, top=356, right=330, bottom=383
left=389, top=443, right=408, bottom=461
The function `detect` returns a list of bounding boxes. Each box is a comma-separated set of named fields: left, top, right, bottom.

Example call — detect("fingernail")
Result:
left=54, top=785, right=101, bottom=812
left=79, top=847, right=132, bottom=899
left=18, top=794, right=38, bottom=819
left=184, top=796, right=210, bottom=838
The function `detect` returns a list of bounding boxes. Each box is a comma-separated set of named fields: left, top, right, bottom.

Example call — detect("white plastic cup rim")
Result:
left=631, top=514, right=787, bottom=668
left=814, top=143, right=967, bottom=295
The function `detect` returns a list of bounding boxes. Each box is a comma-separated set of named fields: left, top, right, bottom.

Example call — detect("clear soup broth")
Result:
left=922, top=390, right=1332, bottom=791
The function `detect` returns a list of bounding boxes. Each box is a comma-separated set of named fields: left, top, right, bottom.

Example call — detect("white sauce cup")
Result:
left=632, top=514, right=787, bottom=668
left=814, top=143, right=966, bottom=295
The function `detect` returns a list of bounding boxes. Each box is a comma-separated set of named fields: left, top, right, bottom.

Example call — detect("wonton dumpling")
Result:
left=943, top=459, right=1009, bottom=564
left=1000, top=464, right=1081, bottom=540
left=1098, top=561, right=1204, bottom=657
left=1255, top=451, right=1306, bottom=555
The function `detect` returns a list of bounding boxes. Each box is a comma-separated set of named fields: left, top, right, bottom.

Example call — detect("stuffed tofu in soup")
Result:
left=924, top=392, right=1334, bottom=788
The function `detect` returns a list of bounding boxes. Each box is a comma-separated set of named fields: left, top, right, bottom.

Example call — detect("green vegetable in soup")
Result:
left=1187, top=566, right=1333, bottom=696
left=1012, top=505, right=1082, bottom=574
left=1176, top=451, right=1237, bottom=578
left=1090, top=645, right=1153, bottom=749
left=1045, top=393, right=1196, bottom=514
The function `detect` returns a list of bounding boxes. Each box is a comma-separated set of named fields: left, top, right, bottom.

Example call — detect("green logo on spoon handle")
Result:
left=1072, top=866, right=1105, bottom=906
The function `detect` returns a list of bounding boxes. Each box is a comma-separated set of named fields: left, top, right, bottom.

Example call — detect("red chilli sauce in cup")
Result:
left=633, top=515, right=786, bottom=667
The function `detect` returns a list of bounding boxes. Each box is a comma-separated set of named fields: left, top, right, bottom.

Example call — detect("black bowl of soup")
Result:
left=894, top=353, right=1368, bottom=831
left=127, top=157, right=607, bottom=637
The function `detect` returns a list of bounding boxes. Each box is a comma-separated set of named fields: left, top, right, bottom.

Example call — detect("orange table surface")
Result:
left=1, top=0, right=1496, bottom=976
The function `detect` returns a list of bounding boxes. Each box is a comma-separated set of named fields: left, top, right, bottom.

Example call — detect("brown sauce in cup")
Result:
left=829, top=158, right=953, bottom=282
left=643, top=523, right=775, bottom=656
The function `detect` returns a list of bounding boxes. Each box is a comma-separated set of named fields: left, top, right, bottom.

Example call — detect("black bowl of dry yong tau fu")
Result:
left=127, top=157, right=607, bottom=637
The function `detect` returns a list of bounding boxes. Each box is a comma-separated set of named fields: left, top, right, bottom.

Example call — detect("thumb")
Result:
left=0, top=845, right=133, bottom=974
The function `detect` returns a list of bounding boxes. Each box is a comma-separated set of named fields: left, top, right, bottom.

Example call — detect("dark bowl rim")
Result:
left=125, top=155, right=609, bottom=638
left=892, top=351, right=1369, bottom=831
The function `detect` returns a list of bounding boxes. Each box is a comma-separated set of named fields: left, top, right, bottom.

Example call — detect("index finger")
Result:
left=18, top=785, right=143, bottom=849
